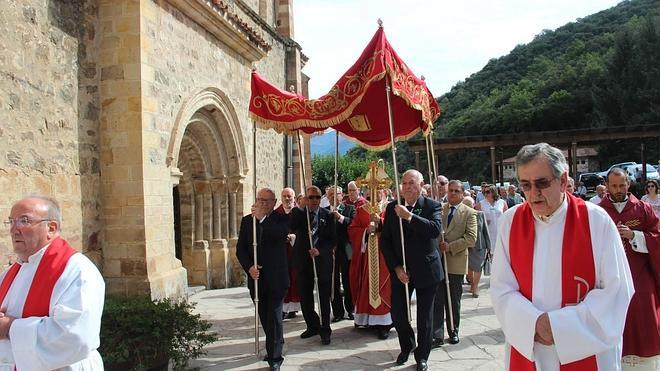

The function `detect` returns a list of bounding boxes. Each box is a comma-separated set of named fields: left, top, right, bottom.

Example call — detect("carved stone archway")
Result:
left=168, top=88, right=247, bottom=288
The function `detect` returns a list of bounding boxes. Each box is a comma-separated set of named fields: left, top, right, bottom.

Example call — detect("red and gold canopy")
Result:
left=249, top=26, right=441, bottom=150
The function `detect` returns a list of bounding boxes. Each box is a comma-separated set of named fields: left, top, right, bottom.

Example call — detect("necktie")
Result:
left=406, top=205, right=413, bottom=212
left=310, top=211, right=319, bottom=248
left=447, top=206, right=455, bottom=226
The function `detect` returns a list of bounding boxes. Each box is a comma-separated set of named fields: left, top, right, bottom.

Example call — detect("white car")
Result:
left=597, top=162, right=637, bottom=178
left=625, top=164, right=659, bottom=183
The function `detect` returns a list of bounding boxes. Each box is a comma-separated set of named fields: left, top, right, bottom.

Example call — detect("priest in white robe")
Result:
left=491, top=143, right=634, bottom=371
left=0, top=196, right=105, bottom=371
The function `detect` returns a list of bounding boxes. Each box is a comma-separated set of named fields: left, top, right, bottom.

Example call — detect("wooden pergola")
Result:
left=409, top=124, right=660, bottom=184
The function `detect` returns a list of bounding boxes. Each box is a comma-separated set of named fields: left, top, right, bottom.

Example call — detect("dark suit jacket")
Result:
left=326, top=204, right=356, bottom=254
left=290, top=207, right=337, bottom=279
left=236, top=212, right=290, bottom=295
left=381, top=195, right=444, bottom=289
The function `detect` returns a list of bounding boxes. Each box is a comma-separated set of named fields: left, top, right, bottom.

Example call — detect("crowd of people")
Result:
left=236, top=142, right=658, bottom=371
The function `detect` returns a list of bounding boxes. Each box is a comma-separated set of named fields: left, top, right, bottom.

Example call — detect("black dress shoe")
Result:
left=286, top=311, right=297, bottom=319
left=376, top=326, right=390, bottom=340
left=300, top=328, right=320, bottom=339
left=431, top=337, right=444, bottom=348
left=331, top=316, right=344, bottom=323
left=263, top=355, right=269, bottom=361
left=347, top=313, right=354, bottom=320
left=416, top=360, right=428, bottom=371
left=321, top=334, right=331, bottom=345
left=396, top=349, right=412, bottom=365
left=269, top=359, right=283, bottom=371
left=448, top=333, right=459, bottom=344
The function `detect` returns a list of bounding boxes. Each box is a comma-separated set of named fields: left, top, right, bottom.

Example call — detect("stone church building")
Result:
left=0, top=0, right=312, bottom=298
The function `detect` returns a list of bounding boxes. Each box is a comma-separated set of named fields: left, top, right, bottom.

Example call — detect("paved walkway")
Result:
left=190, top=277, right=505, bottom=370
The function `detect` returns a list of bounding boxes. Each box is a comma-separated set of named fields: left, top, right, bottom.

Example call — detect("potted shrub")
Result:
left=100, top=295, right=218, bottom=370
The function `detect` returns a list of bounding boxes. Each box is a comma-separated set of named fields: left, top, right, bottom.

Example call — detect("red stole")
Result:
left=509, top=193, right=597, bottom=371
left=0, top=237, right=77, bottom=317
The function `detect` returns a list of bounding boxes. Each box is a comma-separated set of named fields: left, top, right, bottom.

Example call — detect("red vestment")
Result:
left=275, top=204, right=300, bottom=312
left=599, top=194, right=660, bottom=358
left=348, top=205, right=391, bottom=325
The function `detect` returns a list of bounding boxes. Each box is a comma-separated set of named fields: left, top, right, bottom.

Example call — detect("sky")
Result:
left=293, top=0, right=623, bottom=99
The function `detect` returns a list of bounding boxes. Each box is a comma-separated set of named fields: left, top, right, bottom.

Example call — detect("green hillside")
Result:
left=433, top=0, right=659, bottom=183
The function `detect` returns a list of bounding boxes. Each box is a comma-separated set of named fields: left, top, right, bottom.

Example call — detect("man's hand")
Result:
left=287, top=233, right=295, bottom=244
left=439, top=241, right=449, bottom=253
left=534, top=312, right=554, bottom=345
left=0, top=310, right=15, bottom=339
left=616, top=222, right=634, bottom=240
left=309, top=247, right=320, bottom=257
left=394, top=266, right=410, bottom=284
left=332, top=210, right=341, bottom=220
left=394, top=205, right=413, bottom=221
left=248, top=265, right=262, bottom=280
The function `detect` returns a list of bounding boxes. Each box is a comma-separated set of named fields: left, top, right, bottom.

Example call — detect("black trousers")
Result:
left=433, top=273, right=463, bottom=338
left=298, top=264, right=332, bottom=336
left=331, top=243, right=353, bottom=318
left=391, top=278, right=438, bottom=362
left=249, top=285, right=285, bottom=363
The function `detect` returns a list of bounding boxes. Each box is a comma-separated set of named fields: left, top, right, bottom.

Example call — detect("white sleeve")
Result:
left=490, top=209, right=543, bottom=361
left=630, top=230, right=648, bottom=253
left=548, top=210, right=634, bottom=364
left=8, top=255, right=105, bottom=371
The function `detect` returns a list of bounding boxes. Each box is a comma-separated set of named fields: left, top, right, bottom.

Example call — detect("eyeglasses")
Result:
left=519, top=178, right=556, bottom=192
left=437, top=182, right=448, bottom=186
left=648, top=184, right=657, bottom=188
left=4, top=216, right=51, bottom=228
left=307, top=195, right=322, bottom=200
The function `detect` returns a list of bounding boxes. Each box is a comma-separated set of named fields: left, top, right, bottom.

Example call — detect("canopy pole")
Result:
left=385, top=74, right=411, bottom=323
left=331, top=131, right=339, bottom=301
left=296, top=130, right=321, bottom=313
left=252, top=120, right=260, bottom=356
left=424, top=134, right=435, bottom=200
left=428, top=131, right=454, bottom=333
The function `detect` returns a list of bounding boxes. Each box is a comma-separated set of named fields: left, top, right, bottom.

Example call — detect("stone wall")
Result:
left=0, top=0, right=102, bottom=266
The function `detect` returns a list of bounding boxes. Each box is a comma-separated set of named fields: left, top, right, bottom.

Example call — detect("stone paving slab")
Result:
left=190, top=277, right=504, bottom=370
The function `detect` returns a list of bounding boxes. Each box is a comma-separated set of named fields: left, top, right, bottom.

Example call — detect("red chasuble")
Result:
left=509, top=194, right=597, bottom=371
left=598, top=194, right=660, bottom=358
left=0, top=237, right=77, bottom=317
left=348, top=206, right=391, bottom=317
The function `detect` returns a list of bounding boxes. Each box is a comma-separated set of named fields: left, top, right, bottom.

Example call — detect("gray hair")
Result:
left=23, top=194, right=62, bottom=230
left=329, top=185, right=343, bottom=194
left=403, top=169, right=424, bottom=183
left=515, top=143, right=568, bottom=180
left=306, top=185, right=322, bottom=195
left=462, top=196, right=475, bottom=208
left=448, top=179, right=464, bottom=191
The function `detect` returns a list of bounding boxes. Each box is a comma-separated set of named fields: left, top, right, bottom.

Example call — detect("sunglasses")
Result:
left=648, top=184, right=657, bottom=188
left=519, top=178, right=555, bottom=192
left=307, top=195, right=322, bottom=200
left=437, top=182, right=448, bottom=186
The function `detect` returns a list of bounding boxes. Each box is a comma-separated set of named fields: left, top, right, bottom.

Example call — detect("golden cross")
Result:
left=356, top=159, right=392, bottom=215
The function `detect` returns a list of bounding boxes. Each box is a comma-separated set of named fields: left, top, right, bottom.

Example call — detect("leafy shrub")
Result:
left=100, top=295, right=218, bottom=370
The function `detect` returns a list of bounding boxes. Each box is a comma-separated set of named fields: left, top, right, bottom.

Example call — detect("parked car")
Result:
left=625, top=164, right=659, bottom=183
left=578, top=172, right=604, bottom=191
left=596, top=162, right=637, bottom=179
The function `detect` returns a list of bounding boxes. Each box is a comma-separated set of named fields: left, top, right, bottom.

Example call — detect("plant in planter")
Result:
left=100, top=295, right=218, bottom=370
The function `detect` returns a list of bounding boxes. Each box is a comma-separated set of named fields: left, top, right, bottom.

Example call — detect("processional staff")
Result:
left=356, top=160, right=392, bottom=310
left=251, top=120, right=260, bottom=356
left=427, top=126, right=455, bottom=334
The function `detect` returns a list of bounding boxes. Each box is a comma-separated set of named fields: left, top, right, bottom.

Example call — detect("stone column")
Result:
left=204, top=190, right=213, bottom=242
left=194, top=192, right=204, bottom=242
left=209, top=178, right=228, bottom=288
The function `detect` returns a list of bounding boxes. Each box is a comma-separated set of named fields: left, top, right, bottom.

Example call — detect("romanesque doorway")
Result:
left=167, top=88, right=248, bottom=289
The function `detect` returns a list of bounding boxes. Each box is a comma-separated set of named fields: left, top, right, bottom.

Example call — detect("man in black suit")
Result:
left=326, top=186, right=356, bottom=322
left=236, top=188, right=290, bottom=371
left=290, top=185, right=337, bottom=345
left=381, top=170, right=443, bottom=371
